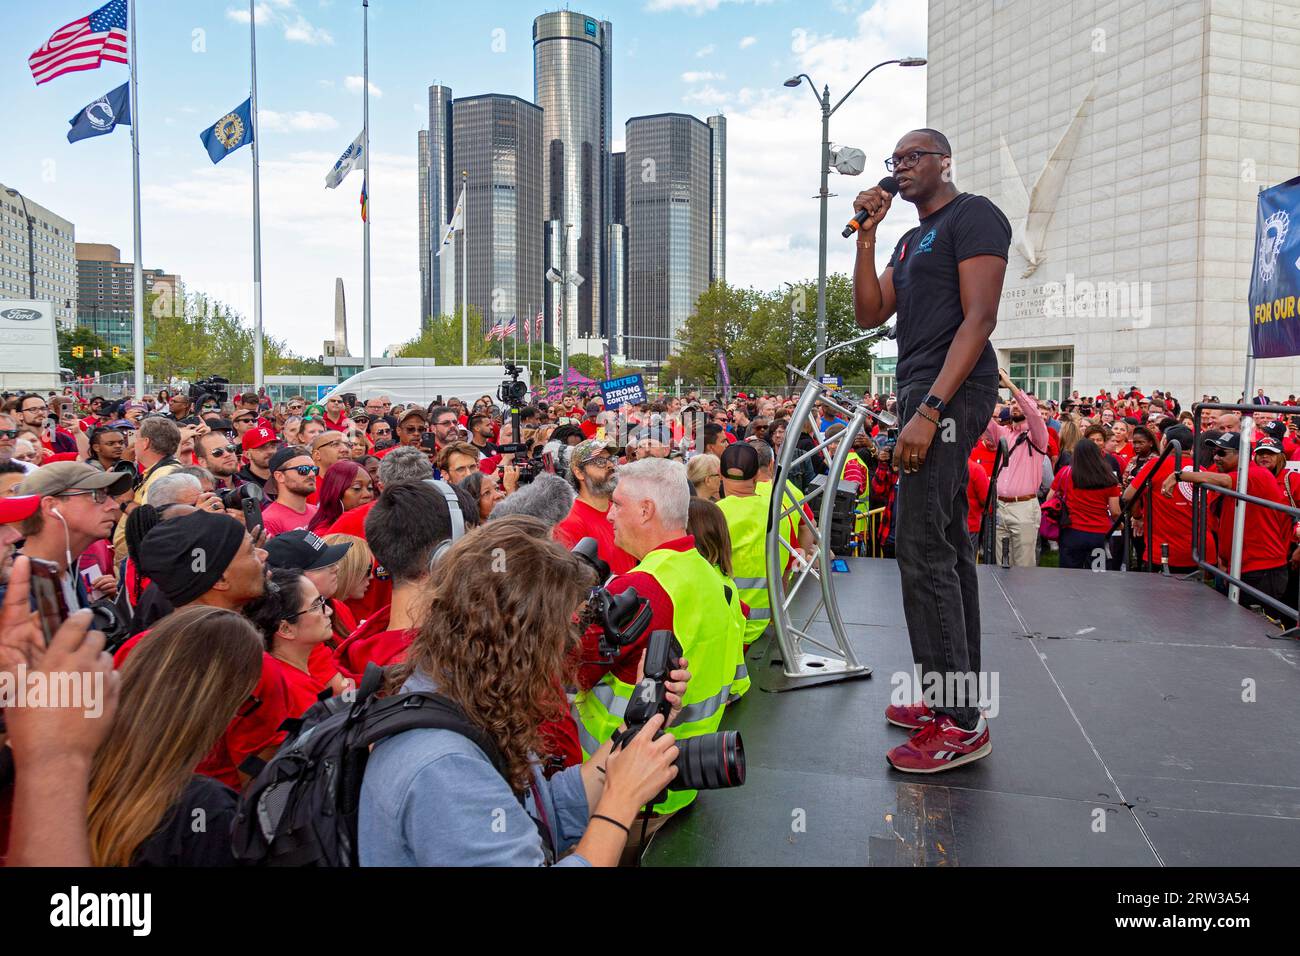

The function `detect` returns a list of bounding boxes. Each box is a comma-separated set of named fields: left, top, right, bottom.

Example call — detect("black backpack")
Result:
left=231, top=663, right=514, bottom=867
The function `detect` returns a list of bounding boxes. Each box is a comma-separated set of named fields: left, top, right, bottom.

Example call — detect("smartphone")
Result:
left=29, top=557, right=68, bottom=647
left=420, top=432, right=439, bottom=450
left=241, top=497, right=263, bottom=534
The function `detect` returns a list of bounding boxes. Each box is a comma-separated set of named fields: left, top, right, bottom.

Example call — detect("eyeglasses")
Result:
left=233, top=417, right=255, bottom=425
left=1212, top=450, right=1229, bottom=458
left=884, top=149, right=947, bottom=172
left=282, top=464, right=320, bottom=476
left=57, top=488, right=112, bottom=504
left=21, top=404, right=48, bottom=414
left=582, top=456, right=615, bottom=470
left=284, top=595, right=329, bottom=621
left=371, top=426, right=392, bottom=436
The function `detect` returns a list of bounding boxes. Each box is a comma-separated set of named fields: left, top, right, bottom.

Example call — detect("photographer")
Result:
left=359, top=517, right=686, bottom=867
left=554, top=438, right=636, bottom=575
left=571, top=458, right=738, bottom=829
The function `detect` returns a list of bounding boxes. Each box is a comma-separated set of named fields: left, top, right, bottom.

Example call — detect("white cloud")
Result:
left=645, top=0, right=774, bottom=14
left=681, top=71, right=724, bottom=83
left=140, top=149, right=417, bottom=356
left=739, top=36, right=758, bottom=49
left=344, top=75, right=383, bottom=98
left=259, top=110, right=339, bottom=133
left=695, top=44, right=716, bottom=57
left=226, top=2, right=332, bottom=45
left=714, top=0, right=929, bottom=296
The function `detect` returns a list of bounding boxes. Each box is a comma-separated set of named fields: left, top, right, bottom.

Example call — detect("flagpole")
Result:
left=461, top=171, right=468, bottom=366
left=362, top=0, right=372, bottom=370
left=249, top=0, right=265, bottom=390
left=128, top=0, right=144, bottom=398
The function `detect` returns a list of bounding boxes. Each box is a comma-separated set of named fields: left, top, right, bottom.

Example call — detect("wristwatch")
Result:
left=921, top=393, right=947, bottom=417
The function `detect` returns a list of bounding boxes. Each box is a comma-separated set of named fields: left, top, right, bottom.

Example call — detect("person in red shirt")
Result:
left=1251, top=438, right=1300, bottom=625
left=247, top=568, right=352, bottom=719
left=333, top=480, right=477, bottom=679
left=579, top=401, right=602, bottom=439
left=553, top=437, right=636, bottom=575
left=320, top=395, right=351, bottom=433
left=1045, top=437, right=1120, bottom=569
left=261, top=447, right=319, bottom=537
left=966, top=458, right=990, bottom=548
left=1127, top=425, right=1213, bottom=573
left=1166, top=432, right=1292, bottom=614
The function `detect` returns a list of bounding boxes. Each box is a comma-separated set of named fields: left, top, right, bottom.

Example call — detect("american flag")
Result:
left=535, top=311, right=544, bottom=336
left=485, top=322, right=503, bottom=342
left=504, top=317, right=518, bottom=336
left=29, top=1, right=129, bottom=86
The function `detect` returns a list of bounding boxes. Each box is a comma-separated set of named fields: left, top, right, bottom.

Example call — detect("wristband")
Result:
left=590, top=813, right=630, bottom=835
left=916, top=407, right=941, bottom=426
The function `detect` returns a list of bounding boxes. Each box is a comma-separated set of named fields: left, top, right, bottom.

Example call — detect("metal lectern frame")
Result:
left=763, top=334, right=899, bottom=690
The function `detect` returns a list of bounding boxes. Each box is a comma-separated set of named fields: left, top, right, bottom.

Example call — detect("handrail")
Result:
left=1190, top=401, right=1300, bottom=628
left=1107, top=439, right=1183, bottom=572
left=980, top=437, right=1010, bottom=564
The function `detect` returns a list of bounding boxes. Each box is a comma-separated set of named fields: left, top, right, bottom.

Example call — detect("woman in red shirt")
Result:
left=246, top=568, right=351, bottom=719
left=1046, top=437, right=1120, bottom=570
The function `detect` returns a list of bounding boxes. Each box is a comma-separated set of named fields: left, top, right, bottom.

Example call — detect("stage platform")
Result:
left=643, top=560, right=1300, bottom=867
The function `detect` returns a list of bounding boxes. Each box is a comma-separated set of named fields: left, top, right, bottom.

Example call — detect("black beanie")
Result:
left=139, top=511, right=247, bottom=606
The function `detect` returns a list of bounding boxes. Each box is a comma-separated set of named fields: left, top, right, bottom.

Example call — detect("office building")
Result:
left=624, top=113, right=720, bottom=363
left=420, top=84, right=454, bottom=326
left=928, top=0, right=1300, bottom=399
left=0, top=182, right=76, bottom=327
left=534, top=10, right=613, bottom=347
left=76, top=242, right=181, bottom=350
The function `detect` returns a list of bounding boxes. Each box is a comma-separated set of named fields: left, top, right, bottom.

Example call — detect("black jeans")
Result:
left=1060, top=528, right=1109, bottom=570
left=895, top=379, right=998, bottom=729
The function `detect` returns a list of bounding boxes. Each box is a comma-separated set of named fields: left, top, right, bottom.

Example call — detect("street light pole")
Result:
left=786, top=57, right=926, bottom=380
left=4, top=189, right=36, bottom=299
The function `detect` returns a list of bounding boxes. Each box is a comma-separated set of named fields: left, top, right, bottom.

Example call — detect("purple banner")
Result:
left=714, top=349, right=732, bottom=402
left=1250, top=174, right=1300, bottom=358
left=602, top=342, right=612, bottom=380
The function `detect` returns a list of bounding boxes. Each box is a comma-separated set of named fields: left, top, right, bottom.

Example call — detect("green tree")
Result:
left=58, top=325, right=132, bottom=378
left=393, top=309, right=494, bottom=365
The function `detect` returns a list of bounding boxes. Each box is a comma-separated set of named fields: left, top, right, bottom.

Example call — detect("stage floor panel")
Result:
left=644, top=561, right=1300, bottom=867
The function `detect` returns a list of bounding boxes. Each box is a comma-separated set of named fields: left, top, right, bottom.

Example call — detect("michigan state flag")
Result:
left=200, top=98, right=254, bottom=164
left=67, top=82, right=130, bottom=143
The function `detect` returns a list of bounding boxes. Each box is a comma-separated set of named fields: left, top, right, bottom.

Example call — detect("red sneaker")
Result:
left=884, top=701, right=935, bottom=730
left=886, top=715, right=991, bottom=773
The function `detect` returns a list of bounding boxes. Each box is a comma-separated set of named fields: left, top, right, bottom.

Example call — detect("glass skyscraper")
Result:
left=448, top=94, right=543, bottom=341
left=624, top=113, right=721, bottom=363
left=533, top=11, right=613, bottom=347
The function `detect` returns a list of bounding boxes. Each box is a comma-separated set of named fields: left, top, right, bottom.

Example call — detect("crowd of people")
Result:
left=1, top=375, right=1294, bottom=868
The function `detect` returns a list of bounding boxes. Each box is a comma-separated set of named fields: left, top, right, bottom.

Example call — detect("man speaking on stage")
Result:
left=850, top=129, right=1011, bottom=773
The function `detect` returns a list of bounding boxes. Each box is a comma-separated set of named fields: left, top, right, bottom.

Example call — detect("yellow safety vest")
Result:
left=570, top=544, right=737, bottom=814
left=843, top=452, right=869, bottom=537
left=716, top=566, right=750, bottom=699
left=716, top=491, right=773, bottom=647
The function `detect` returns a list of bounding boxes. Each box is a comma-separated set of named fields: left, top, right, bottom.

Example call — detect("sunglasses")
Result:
left=282, top=464, right=320, bottom=476
left=0, top=429, right=18, bottom=439
left=208, top=444, right=241, bottom=457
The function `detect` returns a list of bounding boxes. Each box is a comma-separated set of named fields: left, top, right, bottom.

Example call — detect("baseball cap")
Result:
left=0, top=495, right=40, bottom=525
left=105, top=419, right=137, bottom=430
left=1210, top=432, right=1241, bottom=452
left=998, top=407, right=1012, bottom=424
left=242, top=424, right=280, bottom=451
left=264, top=529, right=352, bottom=571
left=1255, top=438, right=1284, bottom=456
left=269, top=446, right=312, bottom=473
left=720, top=441, right=759, bottom=480
left=569, top=437, right=617, bottom=472
left=207, top=418, right=235, bottom=433
left=399, top=407, right=428, bottom=425
left=16, top=461, right=133, bottom=499
left=303, top=403, right=326, bottom=420
left=1260, top=419, right=1288, bottom=442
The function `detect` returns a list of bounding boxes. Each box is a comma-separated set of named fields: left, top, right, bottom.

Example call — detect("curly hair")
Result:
left=387, top=515, right=595, bottom=792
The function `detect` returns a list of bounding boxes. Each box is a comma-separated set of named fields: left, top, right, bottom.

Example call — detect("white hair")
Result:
left=146, top=472, right=202, bottom=507
left=617, top=458, right=690, bottom=530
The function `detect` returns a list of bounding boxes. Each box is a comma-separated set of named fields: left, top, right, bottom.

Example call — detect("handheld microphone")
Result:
left=843, top=176, right=899, bottom=238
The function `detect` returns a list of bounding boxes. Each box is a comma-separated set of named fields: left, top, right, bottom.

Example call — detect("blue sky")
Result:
left=3, top=0, right=928, bottom=355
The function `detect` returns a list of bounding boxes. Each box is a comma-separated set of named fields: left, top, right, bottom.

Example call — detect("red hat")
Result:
left=43, top=452, right=80, bottom=463
left=0, top=494, right=40, bottom=525
left=241, top=424, right=279, bottom=451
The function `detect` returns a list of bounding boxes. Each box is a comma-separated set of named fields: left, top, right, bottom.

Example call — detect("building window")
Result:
left=1007, top=347, right=1074, bottom=403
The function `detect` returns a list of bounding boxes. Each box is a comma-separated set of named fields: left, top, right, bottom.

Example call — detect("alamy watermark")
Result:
left=890, top=667, right=1000, bottom=717
left=0, top=664, right=105, bottom=718
left=1042, top=273, right=1152, bottom=328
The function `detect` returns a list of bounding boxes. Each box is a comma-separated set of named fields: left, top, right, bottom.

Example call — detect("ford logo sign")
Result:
left=0, top=308, right=41, bottom=322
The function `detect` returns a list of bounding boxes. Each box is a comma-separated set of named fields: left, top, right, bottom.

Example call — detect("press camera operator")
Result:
left=569, top=458, right=741, bottom=854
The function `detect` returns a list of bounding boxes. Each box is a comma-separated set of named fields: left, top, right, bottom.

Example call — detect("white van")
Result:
left=325, top=365, right=529, bottom=408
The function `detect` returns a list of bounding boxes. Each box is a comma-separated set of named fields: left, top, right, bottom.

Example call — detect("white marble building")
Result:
left=926, top=0, right=1300, bottom=403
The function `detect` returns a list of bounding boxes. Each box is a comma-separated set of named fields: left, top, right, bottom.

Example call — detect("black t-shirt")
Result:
left=887, top=193, right=1012, bottom=390
left=132, top=774, right=239, bottom=867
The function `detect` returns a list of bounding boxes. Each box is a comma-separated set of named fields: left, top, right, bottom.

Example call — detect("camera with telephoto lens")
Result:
left=218, top=482, right=264, bottom=510
left=611, top=629, right=746, bottom=794
left=571, top=537, right=651, bottom=659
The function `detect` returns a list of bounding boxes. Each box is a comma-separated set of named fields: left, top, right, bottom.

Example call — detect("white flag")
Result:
left=325, top=131, right=365, bottom=189
left=437, top=186, right=465, bottom=255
